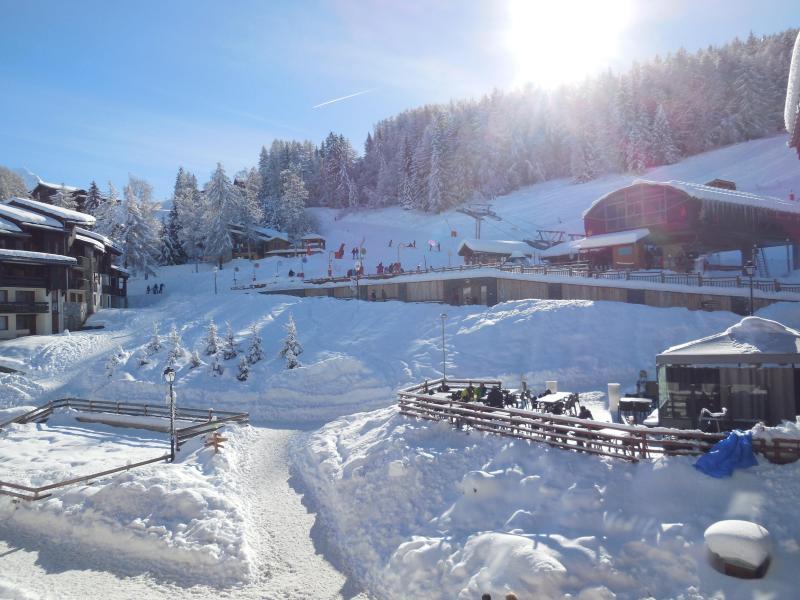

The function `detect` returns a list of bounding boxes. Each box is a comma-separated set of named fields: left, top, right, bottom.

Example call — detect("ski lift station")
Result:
left=656, top=317, right=800, bottom=430
left=543, top=179, right=800, bottom=271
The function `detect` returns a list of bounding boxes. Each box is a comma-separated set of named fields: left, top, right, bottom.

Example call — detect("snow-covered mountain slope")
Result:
left=297, top=134, right=800, bottom=281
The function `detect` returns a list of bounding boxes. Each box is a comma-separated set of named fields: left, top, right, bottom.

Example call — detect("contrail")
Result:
left=312, top=88, right=375, bottom=109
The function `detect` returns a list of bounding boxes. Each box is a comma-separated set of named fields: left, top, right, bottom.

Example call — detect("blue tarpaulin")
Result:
left=694, top=430, right=758, bottom=478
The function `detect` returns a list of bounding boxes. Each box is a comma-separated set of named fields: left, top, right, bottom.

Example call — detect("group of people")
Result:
left=482, top=593, right=518, bottom=600
left=146, top=283, right=165, bottom=294
left=448, top=382, right=513, bottom=409
left=376, top=261, right=404, bottom=275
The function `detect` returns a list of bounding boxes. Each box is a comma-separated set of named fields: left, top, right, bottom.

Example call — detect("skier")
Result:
left=146, top=285, right=151, bottom=294
left=388, top=239, right=392, bottom=247
left=159, top=283, right=164, bottom=294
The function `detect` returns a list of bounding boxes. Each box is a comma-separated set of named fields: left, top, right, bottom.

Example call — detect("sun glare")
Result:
left=506, top=0, right=633, bottom=88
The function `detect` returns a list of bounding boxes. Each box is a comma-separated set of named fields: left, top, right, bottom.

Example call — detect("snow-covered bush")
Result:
left=146, top=322, right=161, bottom=354
left=210, top=353, right=223, bottom=376
left=165, top=324, right=185, bottom=367
left=137, top=348, right=150, bottom=367
left=105, top=346, right=129, bottom=378
left=279, top=314, right=302, bottom=369
left=189, top=350, right=202, bottom=369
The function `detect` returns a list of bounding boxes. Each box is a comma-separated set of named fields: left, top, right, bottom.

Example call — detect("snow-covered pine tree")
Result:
left=651, top=104, right=681, bottom=165
left=210, top=353, right=224, bottom=376
left=189, top=350, right=202, bottom=369
left=278, top=170, right=309, bottom=238
left=0, top=166, right=29, bottom=201
left=246, top=323, right=264, bottom=364
left=203, top=163, right=238, bottom=265
left=95, top=181, right=123, bottom=239
left=204, top=320, right=220, bottom=355
left=84, top=181, right=102, bottom=215
left=120, top=176, right=160, bottom=277
left=50, top=184, right=77, bottom=210
left=147, top=322, right=162, bottom=354
left=166, top=324, right=185, bottom=367
left=279, top=314, right=302, bottom=369
left=236, top=356, right=249, bottom=381
left=398, top=137, right=414, bottom=210
left=222, top=322, right=237, bottom=360
left=106, top=346, right=127, bottom=378
left=161, top=196, right=186, bottom=265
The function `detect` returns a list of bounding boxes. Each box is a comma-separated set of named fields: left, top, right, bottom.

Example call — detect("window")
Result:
left=15, top=290, right=35, bottom=303
left=0, top=316, right=7, bottom=331
left=0, top=290, right=7, bottom=302
left=16, top=314, right=35, bottom=331
left=617, top=246, right=633, bottom=256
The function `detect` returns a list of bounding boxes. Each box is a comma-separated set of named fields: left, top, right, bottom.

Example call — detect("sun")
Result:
left=505, top=0, right=633, bottom=89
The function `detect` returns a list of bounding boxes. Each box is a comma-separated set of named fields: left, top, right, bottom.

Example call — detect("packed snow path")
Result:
left=0, top=427, right=371, bottom=600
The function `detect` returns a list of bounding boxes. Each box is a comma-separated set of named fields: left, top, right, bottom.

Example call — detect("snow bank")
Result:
left=297, top=407, right=800, bottom=599
left=704, top=520, right=772, bottom=569
left=0, top=421, right=255, bottom=585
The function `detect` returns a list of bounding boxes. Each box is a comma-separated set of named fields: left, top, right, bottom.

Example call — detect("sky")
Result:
left=0, top=0, right=798, bottom=199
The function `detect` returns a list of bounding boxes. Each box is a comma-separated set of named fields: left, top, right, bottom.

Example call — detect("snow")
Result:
left=704, top=520, right=772, bottom=568
left=785, top=30, right=800, bottom=135
left=0, top=217, right=22, bottom=233
left=541, top=228, right=651, bottom=257
left=297, top=406, right=800, bottom=599
left=75, top=226, right=122, bottom=253
left=301, top=233, right=324, bottom=240
left=75, top=233, right=106, bottom=252
left=659, top=316, right=800, bottom=359
left=0, top=202, right=63, bottom=230
left=247, top=224, right=289, bottom=241
left=456, top=239, right=533, bottom=257
left=0, top=248, right=77, bottom=265
left=8, top=196, right=96, bottom=225
left=33, top=179, right=82, bottom=193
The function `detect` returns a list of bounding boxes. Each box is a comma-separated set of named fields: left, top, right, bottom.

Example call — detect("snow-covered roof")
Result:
left=33, top=179, right=82, bottom=193
left=657, top=317, right=800, bottom=365
left=75, top=227, right=122, bottom=254
left=229, top=223, right=290, bottom=243
left=583, top=180, right=800, bottom=217
left=8, top=197, right=96, bottom=225
left=457, top=239, right=533, bottom=256
left=0, top=217, right=23, bottom=234
left=110, top=264, right=131, bottom=277
left=540, top=228, right=650, bottom=257
left=0, top=248, right=77, bottom=266
left=785, top=31, right=800, bottom=136
left=301, top=233, right=324, bottom=240
left=75, top=233, right=105, bottom=252
left=0, top=202, right=63, bottom=230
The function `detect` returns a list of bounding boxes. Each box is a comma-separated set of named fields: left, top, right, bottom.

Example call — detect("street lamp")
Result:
left=213, top=267, right=218, bottom=295
left=440, top=313, right=448, bottom=383
left=163, top=367, right=177, bottom=462
left=743, top=259, right=756, bottom=316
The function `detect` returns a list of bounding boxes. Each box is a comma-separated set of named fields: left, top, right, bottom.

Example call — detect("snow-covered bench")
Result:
left=704, top=520, right=772, bottom=579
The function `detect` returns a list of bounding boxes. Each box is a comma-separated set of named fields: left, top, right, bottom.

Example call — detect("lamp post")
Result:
left=213, top=267, right=218, bottom=295
left=440, top=313, right=448, bottom=383
left=163, top=367, right=177, bottom=462
left=743, top=259, right=756, bottom=316
left=787, top=238, right=792, bottom=275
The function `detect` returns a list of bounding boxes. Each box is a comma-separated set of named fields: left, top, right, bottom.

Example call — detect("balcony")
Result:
left=0, top=276, right=48, bottom=288
left=0, top=301, right=50, bottom=314
left=102, top=284, right=126, bottom=296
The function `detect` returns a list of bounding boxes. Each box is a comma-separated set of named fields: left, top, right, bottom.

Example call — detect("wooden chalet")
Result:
left=0, top=197, right=127, bottom=340
left=30, top=180, right=88, bottom=211
left=457, top=239, right=533, bottom=265
left=543, top=179, right=800, bottom=270
left=301, top=233, right=326, bottom=251
left=228, top=223, right=291, bottom=260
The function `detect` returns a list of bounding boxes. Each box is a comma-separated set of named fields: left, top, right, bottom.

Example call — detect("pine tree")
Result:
left=246, top=323, right=264, bottom=364
left=277, top=170, right=309, bottom=238
left=237, top=167, right=264, bottom=257
left=161, top=196, right=186, bottom=265
left=236, top=356, right=249, bottom=381
left=651, top=104, right=681, bottom=165
left=84, top=181, right=102, bottom=215
left=147, top=322, right=162, bottom=354
left=50, top=184, right=77, bottom=210
left=398, top=137, right=414, bottom=210
left=166, top=324, right=185, bottom=367
left=279, top=315, right=302, bottom=369
left=120, top=176, right=160, bottom=277
left=203, top=163, right=238, bottom=265
left=189, top=350, right=202, bottom=369
left=95, top=181, right=123, bottom=239
left=222, top=322, right=237, bottom=360
left=204, top=320, right=220, bottom=355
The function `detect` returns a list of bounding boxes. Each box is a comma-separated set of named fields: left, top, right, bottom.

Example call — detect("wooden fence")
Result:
left=0, top=399, right=249, bottom=501
left=398, top=379, right=800, bottom=464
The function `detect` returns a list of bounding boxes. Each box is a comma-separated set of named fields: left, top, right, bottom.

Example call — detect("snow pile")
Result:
left=0, top=417, right=254, bottom=584
left=297, top=407, right=800, bottom=599
left=661, top=316, right=800, bottom=358
left=0, top=579, right=38, bottom=600
left=704, top=520, right=772, bottom=569
left=752, top=417, right=800, bottom=441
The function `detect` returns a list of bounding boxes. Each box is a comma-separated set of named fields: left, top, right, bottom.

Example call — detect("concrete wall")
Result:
left=0, top=287, right=53, bottom=340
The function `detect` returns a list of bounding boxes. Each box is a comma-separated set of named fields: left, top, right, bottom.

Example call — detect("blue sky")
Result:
left=1, top=0, right=797, bottom=199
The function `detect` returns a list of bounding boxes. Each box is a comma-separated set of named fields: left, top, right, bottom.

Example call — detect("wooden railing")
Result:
left=397, top=379, right=800, bottom=463
left=0, top=399, right=249, bottom=501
